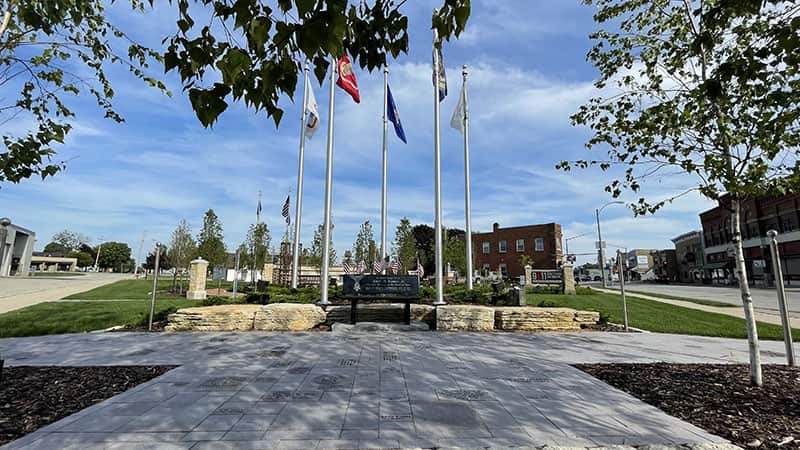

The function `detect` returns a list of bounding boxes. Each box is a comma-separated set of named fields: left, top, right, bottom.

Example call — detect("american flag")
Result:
left=373, top=260, right=385, bottom=274
left=389, top=260, right=400, bottom=274
left=416, top=257, right=424, bottom=278
left=357, top=260, right=367, bottom=274
left=343, top=261, right=353, bottom=274
left=282, top=195, right=290, bottom=225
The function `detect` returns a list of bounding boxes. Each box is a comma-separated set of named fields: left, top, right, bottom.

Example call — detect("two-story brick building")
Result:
left=700, top=194, right=800, bottom=286
left=671, top=230, right=704, bottom=283
left=471, top=222, right=562, bottom=278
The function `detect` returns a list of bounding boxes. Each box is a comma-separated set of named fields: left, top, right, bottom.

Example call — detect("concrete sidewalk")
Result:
left=0, top=273, right=127, bottom=314
left=595, top=287, right=800, bottom=328
left=2, top=330, right=785, bottom=449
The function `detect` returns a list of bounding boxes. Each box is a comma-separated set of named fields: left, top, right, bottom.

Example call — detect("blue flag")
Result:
left=387, top=85, right=407, bottom=144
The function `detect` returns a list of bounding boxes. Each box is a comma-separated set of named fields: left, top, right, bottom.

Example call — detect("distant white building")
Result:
left=0, top=221, right=35, bottom=277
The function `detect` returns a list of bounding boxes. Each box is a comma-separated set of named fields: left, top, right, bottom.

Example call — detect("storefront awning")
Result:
left=703, top=262, right=729, bottom=270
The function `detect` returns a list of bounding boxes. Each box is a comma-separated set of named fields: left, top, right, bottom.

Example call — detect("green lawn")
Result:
left=0, top=299, right=197, bottom=337
left=529, top=291, right=800, bottom=341
left=625, top=289, right=738, bottom=308
left=64, top=279, right=183, bottom=300
left=30, top=271, right=86, bottom=277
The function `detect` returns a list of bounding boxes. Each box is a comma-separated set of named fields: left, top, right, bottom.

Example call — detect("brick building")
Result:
left=700, top=194, right=800, bottom=286
left=471, top=222, right=562, bottom=278
left=671, top=231, right=704, bottom=283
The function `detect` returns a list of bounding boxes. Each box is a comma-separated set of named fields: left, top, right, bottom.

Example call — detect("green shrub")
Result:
left=201, top=295, right=240, bottom=306
left=244, top=292, right=270, bottom=305
left=525, top=285, right=562, bottom=295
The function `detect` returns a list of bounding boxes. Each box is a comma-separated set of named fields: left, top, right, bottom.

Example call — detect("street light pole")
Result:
left=0, top=218, right=10, bottom=277
left=595, top=201, right=624, bottom=288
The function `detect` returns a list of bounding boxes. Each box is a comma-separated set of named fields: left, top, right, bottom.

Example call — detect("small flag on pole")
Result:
left=357, top=260, right=367, bottom=274
left=387, top=85, right=407, bottom=143
left=451, top=82, right=466, bottom=134
left=304, top=76, right=320, bottom=138
left=432, top=32, right=447, bottom=102
left=389, top=260, right=400, bottom=274
left=282, top=195, right=291, bottom=225
left=373, top=260, right=385, bottom=274
left=416, top=257, right=425, bottom=278
left=336, top=53, right=361, bottom=103
left=343, top=261, right=353, bottom=274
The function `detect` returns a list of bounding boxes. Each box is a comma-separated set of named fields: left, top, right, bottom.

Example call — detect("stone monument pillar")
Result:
left=262, top=262, right=274, bottom=283
left=187, top=257, right=209, bottom=300
left=524, top=264, right=533, bottom=287
left=562, top=263, right=576, bottom=295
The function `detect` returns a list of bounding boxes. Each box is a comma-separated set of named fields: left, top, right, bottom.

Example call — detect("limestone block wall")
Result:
left=165, top=302, right=600, bottom=332
left=436, top=305, right=495, bottom=331
left=494, top=307, right=600, bottom=331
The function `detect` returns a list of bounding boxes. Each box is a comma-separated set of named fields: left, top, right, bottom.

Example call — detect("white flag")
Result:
left=450, top=83, right=465, bottom=134
left=304, top=77, right=320, bottom=139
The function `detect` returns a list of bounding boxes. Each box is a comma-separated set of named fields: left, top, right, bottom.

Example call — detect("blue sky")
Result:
left=0, top=1, right=714, bottom=265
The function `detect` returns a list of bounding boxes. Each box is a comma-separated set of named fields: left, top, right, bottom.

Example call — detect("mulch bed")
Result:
left=0, top=365, right=174, bottom=445
left=577, top=363, right=800, bottom=449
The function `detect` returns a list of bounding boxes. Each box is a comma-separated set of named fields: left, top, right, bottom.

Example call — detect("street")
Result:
left=608, top=282, right=800, bottom=316
left=0, top=273, right=128, bottom=314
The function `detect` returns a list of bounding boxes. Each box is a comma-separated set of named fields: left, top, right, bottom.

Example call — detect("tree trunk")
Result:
left=732, top=197, right=763, bottom=386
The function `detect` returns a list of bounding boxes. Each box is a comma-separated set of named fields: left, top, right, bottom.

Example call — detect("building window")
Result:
left=516, top=239, right=525, bottom=252
left=482, top=241, right=490, bottom=254
left=535, top=238, right=544, bottom=251
left=499, top=264, right=508, bottom=277
left=499, top=240, right=507, bottom=253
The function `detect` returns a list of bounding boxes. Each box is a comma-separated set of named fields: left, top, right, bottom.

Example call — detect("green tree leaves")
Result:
left=1, top=0, right=168, bottom=185
left=197, top=209, right=227, bottom=268
left=164, top=0, right=470, bottom=128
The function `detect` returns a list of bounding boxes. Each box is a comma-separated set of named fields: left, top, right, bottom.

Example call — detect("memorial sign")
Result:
left=343, top=275, right=419, bottom=298
left=342, top=275, right=420, bottom=325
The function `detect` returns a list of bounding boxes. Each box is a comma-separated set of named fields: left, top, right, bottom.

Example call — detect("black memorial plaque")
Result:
left=342, top=275, right=419, bottom=297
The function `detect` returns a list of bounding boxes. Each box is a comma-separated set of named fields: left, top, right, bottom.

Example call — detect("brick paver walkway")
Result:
left=2, top=329, right=786, bottom=449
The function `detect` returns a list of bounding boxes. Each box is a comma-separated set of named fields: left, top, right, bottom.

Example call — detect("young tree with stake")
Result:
left=563, top=0, right=800, bottom=386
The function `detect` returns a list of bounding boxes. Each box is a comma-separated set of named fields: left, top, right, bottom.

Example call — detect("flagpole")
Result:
left=320, top=57, right=336, bottom=306
left=291, top=63, right=310, bottom=289
left=380, top=65, right=389, bottom=275
left=462, top=65, right=474, bottom=290
left=432, top=30, right=445, bottom=305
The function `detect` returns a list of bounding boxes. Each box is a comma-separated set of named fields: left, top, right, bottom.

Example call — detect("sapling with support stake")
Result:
left=562, top=0, right=800, bottom=385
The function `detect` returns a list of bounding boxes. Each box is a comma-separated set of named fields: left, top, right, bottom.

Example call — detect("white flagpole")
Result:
left=320, top=58, right=336, bottom=305
left=462, top=65, right=474, bottom=290
left=433, top=30, right=445, bottom=305
left=380, top=65, right=389, bottom=275
left=291, top=63, right=310, bottom=289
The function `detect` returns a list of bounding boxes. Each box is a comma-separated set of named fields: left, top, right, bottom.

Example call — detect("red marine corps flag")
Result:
left=336, top=53, right=360, bottom=103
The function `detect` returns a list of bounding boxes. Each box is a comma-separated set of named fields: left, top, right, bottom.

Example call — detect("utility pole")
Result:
left=134, top=231, right=145, bottom=278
